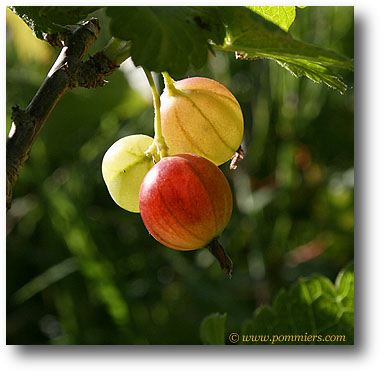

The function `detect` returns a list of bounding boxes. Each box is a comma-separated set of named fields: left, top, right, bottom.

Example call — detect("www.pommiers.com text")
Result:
left=228, top=332, right=346, bottom=344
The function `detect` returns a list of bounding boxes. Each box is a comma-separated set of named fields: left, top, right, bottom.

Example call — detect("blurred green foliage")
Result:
left=6, top=7, right=354, bottom=345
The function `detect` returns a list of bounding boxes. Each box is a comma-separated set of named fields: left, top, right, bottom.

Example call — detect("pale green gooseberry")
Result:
left=102, top=134, right=154, bottom=213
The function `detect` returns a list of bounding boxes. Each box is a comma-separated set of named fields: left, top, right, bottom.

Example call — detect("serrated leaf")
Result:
left=106, top=6, right=225, bottom=76
left=247, top=6, right=296, bottom=31
left=217, top=7, right=353, bottom=93
left=241, top=264, right=354, bottom=344
left=200, top=312, right=227, bottom=345
left=9, top=6, right=102, bottom=39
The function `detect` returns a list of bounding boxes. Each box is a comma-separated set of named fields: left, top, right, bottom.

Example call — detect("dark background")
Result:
left=6, top=6, right=354, bottom=345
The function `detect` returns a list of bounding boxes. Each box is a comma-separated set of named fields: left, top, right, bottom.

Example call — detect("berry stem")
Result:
left=143, top=68, right=168, bottom=160
left=162, top=72, right=181, bottom=96
left=208, top=238, right=233, bottom=278
left=101, top=37, right=132, bottom=66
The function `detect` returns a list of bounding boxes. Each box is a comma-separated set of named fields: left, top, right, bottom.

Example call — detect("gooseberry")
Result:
left=160, top=77, right=244, bottom=166
left=139, top=153, right=233, bottom=275
left=102, top=134, right=154, bottom=213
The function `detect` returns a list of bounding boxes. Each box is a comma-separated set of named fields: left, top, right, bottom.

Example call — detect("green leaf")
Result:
left=106, top=6, right=225, bottom=76
left=335, top=262, right=354, bottom=310
left=9, top=6, right=102, bottom=38
left=247, top=6, right=296, bottom=31
left=241, top=264, right=354, bottom=344
left=217, top=7, right=353, bottom=94
left=200, top=312, right=227, bottom=345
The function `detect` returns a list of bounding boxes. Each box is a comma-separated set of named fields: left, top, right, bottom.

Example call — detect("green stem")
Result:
left=101, top=37, right=132, bottom=66
left=162, top=72, right=181, bottom=96
left=143, top=68, right=168, bottom=160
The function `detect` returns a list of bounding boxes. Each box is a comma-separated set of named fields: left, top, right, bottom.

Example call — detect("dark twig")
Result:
left=6, top=18, right=120, bottom=211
